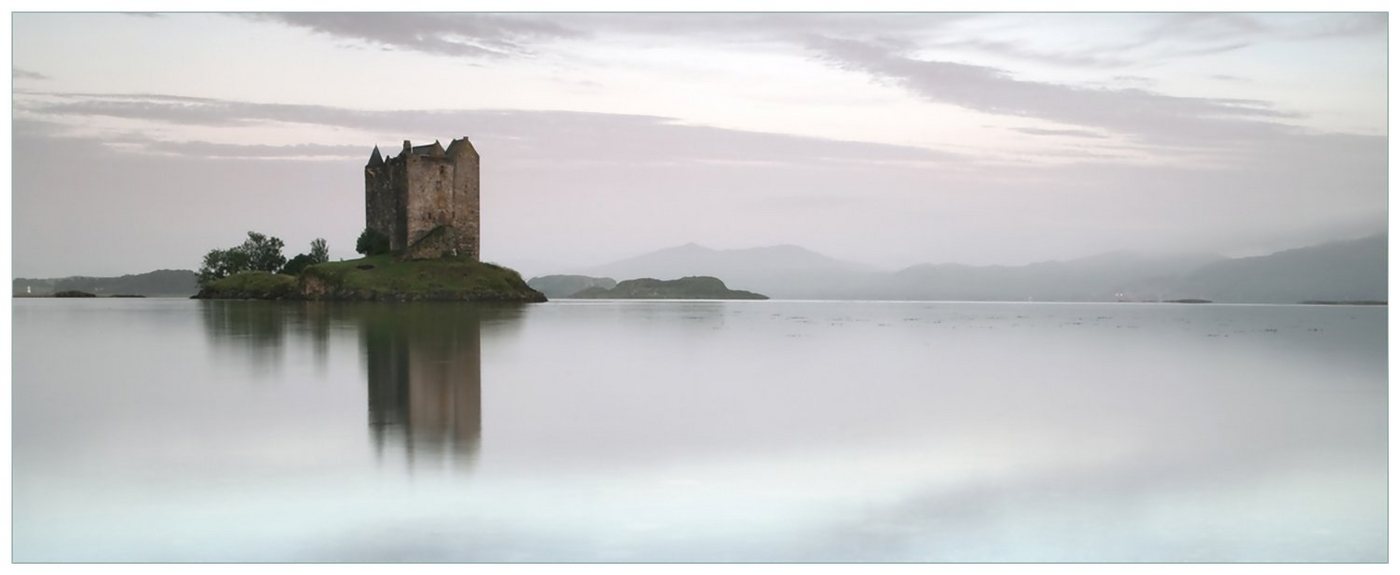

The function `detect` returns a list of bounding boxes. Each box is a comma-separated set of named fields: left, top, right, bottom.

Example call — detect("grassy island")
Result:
left=194, top=256, right=546, bottom=302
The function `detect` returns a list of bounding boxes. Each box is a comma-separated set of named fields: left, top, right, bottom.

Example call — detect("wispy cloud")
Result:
left=128, top=138, right=364, bottom=160
left=1298, top=12, right=1387, bottom=39
left=17, top=91, right=959, bottom=168
left=13, top=68, right=49, bottom=81
left=805, top=36, right=1302, bottom=147
left=1010, top=127, right=1107, bottom=139
left=247, top=13, right=581, bottom=58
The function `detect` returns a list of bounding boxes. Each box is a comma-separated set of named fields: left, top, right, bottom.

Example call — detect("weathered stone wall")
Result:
left=402, top=225, right=465, bottom=260
left=391, top=160, right=409, bottom=250
left=448, top=140, right=481, bottom=261
left=364, top=161, right=399, bottom=250
left=404, top=154, right=455, bottom=250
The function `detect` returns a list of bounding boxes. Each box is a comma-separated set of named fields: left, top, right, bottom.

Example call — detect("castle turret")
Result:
left=365, top=144, right=399, bottom=251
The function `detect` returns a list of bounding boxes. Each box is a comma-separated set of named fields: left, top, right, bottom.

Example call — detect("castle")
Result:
left=364, top=137, right=480, bottom=260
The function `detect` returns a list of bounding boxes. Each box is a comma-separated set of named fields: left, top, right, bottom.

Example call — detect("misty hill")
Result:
left=527, top=275, right=617, bottom=298
left=577, top=243, right=875, bottom=299
left=1165, top=234, right=1386, bottom=303
left=568, top=235, right=1385, bottom=303
left=873, top=251, right=1223, bottom=302
left=14, top=269, right=199, bottom=297
left=572, top=276, right=768, bottom=300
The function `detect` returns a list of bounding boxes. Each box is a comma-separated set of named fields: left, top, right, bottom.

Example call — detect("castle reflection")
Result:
left=199, top=301, right=526, bottom=468
left=360, top=305, right=484, bottom=466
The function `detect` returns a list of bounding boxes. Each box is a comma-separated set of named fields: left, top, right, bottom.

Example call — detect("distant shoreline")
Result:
left=14, top=294, right=1385, bottom=306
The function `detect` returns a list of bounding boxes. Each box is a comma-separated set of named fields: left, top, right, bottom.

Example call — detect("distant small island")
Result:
left=1163, top=298, right=1212, bottom=304
left=570, top=276, right=767, bottom=300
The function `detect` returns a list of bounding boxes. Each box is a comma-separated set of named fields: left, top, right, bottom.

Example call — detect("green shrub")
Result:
left=356, top=228, right=391, bottom=256
left=281, top=253, right=317, bottom=276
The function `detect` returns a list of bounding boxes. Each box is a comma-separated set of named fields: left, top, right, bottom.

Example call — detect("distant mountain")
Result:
left=576, top=243, right=875, bottom=299
left=565, top=235, right=1385, bottom=303
left=14, top=269, right=199, bottom=297
left=874, top=251, right=1223, bottom=302
left=1165, top=234, right=1386, bottom=303
left=571, top=276, right=767, bottom=300
left=527, top=275, right=617, bottom=299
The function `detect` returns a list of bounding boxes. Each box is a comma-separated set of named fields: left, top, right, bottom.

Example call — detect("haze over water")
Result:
left=12, top=299, right=1386, bottom=562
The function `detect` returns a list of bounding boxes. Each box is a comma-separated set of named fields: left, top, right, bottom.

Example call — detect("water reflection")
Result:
left=199, top=301, right=527, bottom=468
left=16, top=300, right=1387, bottom=561
left=360, top=305, right=484, bottom=467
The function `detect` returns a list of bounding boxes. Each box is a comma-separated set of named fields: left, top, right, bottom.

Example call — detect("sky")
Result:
left=10, top=12, right=1389, bottom=278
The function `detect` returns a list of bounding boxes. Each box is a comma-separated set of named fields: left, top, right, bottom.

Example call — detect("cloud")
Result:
left=1209, top=73, right=1251, bottom=83
left=17, top=121, right=359, bottom=161
left=240, top=13, right=1372, bottom=73
left=923, top=15, right=1268, bottom=71
left=1298, top=12, right=1387, bottom=39
left=13, top=68, right=49, bottom=81
left=1009, top=127, right=1107, bottom=139
left=247, top=13, right=581, bottom=58
left=804, top=36, right=1304, bottom=147
left=16, top=91, right=960, bottom=168
left=135, top=139, right=364, bottom=160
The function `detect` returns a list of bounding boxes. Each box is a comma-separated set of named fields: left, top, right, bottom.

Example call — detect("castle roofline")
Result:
left=445, top=136, right=478, bottom=158
left=410, top=141, right=446, bottom=157
left=367, top=145, right=384, bottom=166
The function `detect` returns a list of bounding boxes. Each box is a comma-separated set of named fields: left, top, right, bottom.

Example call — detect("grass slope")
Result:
left=299, top=256, right=546, bottom=302
left=195, top=272, right=298, bottom=300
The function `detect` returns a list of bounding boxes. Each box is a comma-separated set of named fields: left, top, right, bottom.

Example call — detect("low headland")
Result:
left=570, top=276, right=767, bottom=300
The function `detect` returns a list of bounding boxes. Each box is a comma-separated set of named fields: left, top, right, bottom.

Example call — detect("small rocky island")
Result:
left=570, top=276, right=767, bottom=300
left=194, top=137, right=545, bottom=303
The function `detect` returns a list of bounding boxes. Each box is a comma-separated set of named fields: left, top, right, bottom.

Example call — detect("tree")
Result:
left=281, top=253, right=317, bottom=276
left=198, top=247, right=250, bottom=285
left=196, top=231, right=285, bottom=285
left=356, top=228, right=390, bottom=256
left=240, top=231, right=286, bottom=272
left=309, top=238, right=330, bottom=264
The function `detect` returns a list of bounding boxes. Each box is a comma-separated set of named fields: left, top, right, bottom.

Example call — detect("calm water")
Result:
left=12, top=299, right=1387, bottom=562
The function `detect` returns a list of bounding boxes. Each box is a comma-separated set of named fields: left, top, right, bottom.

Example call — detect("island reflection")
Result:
left=200, top=301, right=527, bottom=468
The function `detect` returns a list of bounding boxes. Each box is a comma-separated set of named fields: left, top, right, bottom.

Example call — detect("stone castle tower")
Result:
left=364, top=137, right=480, bottom=260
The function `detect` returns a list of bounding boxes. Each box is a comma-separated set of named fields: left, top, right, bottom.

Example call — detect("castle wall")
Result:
left=364, top=163, right=398, bottom=250
left=449, top=146, right=481, bottom=261
left=404, top=155, right=456, bottom=249
left=391, top=160, right=409, bottom=250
